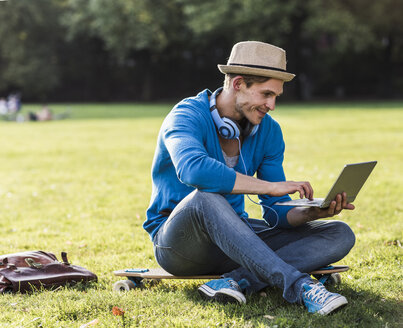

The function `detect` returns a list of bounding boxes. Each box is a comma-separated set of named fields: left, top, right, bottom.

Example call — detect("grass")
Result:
left=0, top=101, right=402, bottom=327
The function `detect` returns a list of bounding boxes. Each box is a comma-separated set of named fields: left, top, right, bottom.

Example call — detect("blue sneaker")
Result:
left=302, top=282, right=348, bottom=315
left=198, top=278, right=246, bottom=304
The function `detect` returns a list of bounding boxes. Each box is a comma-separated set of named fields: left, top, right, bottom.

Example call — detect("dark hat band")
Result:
left=229, top=63, right=286, bottom=72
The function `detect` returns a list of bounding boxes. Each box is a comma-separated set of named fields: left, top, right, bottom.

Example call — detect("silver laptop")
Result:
left=275, top=161, right=377, bottom=208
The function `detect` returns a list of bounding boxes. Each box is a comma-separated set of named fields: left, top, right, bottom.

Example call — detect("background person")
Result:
left=0, top=98, right=7, bottom=115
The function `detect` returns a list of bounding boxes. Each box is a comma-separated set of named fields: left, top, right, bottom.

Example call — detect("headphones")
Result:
left=209, top=87, right=259, bottom=139
left=210, top=88, right=278, bottom=230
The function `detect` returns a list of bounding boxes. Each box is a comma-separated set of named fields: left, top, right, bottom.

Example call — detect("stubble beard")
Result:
left=235, top=100, right=261, bottom=124
left=234, top=101, right=245, bottom=118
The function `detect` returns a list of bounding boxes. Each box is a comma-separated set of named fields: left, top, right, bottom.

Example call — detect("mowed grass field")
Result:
left=0, top=101, right=401, bottom=327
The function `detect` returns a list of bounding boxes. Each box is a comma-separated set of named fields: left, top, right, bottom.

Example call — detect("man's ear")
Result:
left=232, top=76, right=244, bottom=91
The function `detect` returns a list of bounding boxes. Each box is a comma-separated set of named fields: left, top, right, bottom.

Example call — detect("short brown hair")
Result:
left=223, top=73, right=271, bottom=90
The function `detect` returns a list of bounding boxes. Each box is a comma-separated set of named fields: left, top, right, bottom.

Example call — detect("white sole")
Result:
left=318, top=295, right=348, bottom=315
left=198, top=285, right=246, bottom=304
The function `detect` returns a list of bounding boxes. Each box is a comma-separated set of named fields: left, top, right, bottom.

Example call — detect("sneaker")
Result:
left=302, top=282, right=347, bottom=315
left=198, top=278, right=246, bottom=304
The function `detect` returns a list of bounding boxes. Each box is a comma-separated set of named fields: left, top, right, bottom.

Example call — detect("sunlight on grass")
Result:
left=0, top=102, right=401, bottom=327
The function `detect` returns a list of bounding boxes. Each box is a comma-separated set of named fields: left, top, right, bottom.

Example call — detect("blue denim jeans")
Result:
left=153, top=190, right=355, bottom=303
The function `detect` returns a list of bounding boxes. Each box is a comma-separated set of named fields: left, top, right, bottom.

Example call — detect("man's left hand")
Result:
left=313, top=192, right=355, bottom=219
left=287, top=192, right=355, bottom=226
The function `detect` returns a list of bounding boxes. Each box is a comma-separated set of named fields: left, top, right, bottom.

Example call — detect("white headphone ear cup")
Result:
left=209, top=88, right=243, bottom=139
left=221, top=117, right=240, bottom=139
left=211, top=108, right=232, bottom=139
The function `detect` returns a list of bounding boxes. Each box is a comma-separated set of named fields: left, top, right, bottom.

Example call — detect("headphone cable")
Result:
left=236, top=137, right=279, bottom=230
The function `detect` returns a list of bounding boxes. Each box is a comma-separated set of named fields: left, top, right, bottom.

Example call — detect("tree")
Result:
left=304, top=0, right=403, bottom=97
left=179, top=0, right=403, bottom=98
left=177, top=0, right=316, bottom=98
left=0, top=0, right=64, bottom=99
left=0, top=0, right=401, bottom=101
left=62, top=0, right=189, bottom=100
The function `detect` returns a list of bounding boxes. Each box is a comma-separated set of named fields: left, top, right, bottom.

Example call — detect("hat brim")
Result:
left=218, top=64, right=295, bottom=82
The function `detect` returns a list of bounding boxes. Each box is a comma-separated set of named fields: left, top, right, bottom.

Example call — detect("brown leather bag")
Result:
left=0, top=251, right=97, bottom=293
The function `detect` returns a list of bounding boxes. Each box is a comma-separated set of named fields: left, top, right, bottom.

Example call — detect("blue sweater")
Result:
left=144, top=89, right=294, bottom=239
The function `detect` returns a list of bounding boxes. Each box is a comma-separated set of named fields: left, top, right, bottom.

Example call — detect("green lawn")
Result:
left=0, top=101, right=402, bottom=327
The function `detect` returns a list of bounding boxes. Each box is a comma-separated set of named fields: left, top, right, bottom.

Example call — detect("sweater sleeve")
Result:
left=162, top=105, right=236, bottom=193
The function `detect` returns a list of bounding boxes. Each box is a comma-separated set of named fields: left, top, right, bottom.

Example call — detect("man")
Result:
left=144, top=41, right=355, bottom=315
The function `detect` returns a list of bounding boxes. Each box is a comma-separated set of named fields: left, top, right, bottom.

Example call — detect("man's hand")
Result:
left=311, top=192, right=355, bottom=219
left=266, top=181, right=314, bottom=200
left=287, top=192, right=355, bottom=226
left=232, top=172, right=314, bottom=199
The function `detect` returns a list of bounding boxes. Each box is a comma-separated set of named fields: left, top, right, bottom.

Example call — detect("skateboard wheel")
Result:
left=113, top=280, right=136, bottom=291
left=329, top=273, right=342, bottom=285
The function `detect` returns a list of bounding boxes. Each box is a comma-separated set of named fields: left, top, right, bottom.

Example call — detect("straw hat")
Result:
left=218, top=41, right=295, bottom=82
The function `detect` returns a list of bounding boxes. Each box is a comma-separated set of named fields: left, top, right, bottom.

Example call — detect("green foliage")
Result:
left=0, top=0, right=402, bottom=100
left=63, top=0, right=187, bottom=60
left=0, top=102, right=401, bottom=327
left=304, top=0, right=403, bottom=55
left=179, top=0, right=306, bottom=45
left=0, top=0, right=63, bottom=97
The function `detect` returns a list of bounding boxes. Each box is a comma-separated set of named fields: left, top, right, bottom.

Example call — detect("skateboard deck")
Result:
left=113, top=265, right=349, bottom=291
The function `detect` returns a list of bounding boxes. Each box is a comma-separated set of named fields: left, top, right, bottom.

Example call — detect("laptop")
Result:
left=275, top=161, right=377, bottom=208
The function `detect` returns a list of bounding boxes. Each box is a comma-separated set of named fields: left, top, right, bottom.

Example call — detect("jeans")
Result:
left=153, top=190, right=355, bottom=303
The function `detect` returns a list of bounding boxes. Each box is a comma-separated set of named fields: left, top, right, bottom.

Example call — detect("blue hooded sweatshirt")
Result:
left=144, top=89, right=294, bottom=240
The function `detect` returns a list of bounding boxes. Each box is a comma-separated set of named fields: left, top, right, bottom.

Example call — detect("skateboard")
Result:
left=113, top=265, right=349, bottom=291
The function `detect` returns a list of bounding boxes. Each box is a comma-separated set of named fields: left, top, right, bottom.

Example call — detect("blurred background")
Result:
left=0, top=0, right=402, bottom=102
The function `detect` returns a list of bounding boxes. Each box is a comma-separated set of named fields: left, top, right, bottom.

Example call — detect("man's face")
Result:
left=234, top=78, right=284, bottom=125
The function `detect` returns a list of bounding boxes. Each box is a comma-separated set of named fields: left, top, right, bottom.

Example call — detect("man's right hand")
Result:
left=232, top=172, right=313, bottom=199
left=266, top=181, right=314, bottom=200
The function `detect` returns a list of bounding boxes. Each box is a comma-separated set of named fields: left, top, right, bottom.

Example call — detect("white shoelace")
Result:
left=227, top=279, right=241, bottom=291
left=305, top=284, right=331, bottom=305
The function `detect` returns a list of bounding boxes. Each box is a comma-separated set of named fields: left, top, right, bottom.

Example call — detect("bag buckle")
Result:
left=25, top=258, right=43, bottom=269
